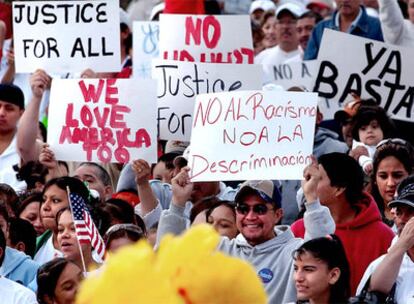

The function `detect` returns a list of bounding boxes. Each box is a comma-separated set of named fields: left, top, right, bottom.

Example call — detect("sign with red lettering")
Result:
left=315, top=29, right=414, bottom=121
left=189, top=90, right=318, bottom=181
left=48, top=78, right=157, bottom=163
left=13, top=0, right=121, bottom=74
left=152, top=59, right=263, bottom=141
left=159, top=14, right=254, bottom=64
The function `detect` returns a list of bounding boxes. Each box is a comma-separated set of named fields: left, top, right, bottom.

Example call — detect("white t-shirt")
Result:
left=34, top=235, right=63, bottom=265
left=357, top=238, right=414, bottom=303
left=0, top=276, right=37, bottom=304
left=0, top=136, right=26, bottom=191
left=255, top=45, right=301, bottom=66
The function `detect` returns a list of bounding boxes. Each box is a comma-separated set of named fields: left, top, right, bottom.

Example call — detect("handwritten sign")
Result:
left=152, top=59, right=263, bottom=141
left=262, top=60, right=317, bottom=91
left=48, top=79, right=158, bottom=163
left=188, top=90, right=318, bottom=181
left=159, top=14, right=254, bottom=64
left=132, top=21, right=159, bottom=78
left=13, top=0, right=121, bottom=74
left=314, top=29, right=414, bottom=122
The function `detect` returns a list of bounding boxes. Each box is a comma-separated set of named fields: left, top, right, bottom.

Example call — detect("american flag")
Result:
left=70, top=193, right=105, bottom=259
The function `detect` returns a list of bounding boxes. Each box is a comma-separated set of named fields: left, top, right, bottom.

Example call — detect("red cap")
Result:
left=164, top=0, right=205, bottom=14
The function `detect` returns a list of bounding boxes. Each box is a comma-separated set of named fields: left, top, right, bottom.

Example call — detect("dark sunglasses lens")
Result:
left=236, top=204, right=249, bottom=214
left=254, top=204, right=268, bottom=215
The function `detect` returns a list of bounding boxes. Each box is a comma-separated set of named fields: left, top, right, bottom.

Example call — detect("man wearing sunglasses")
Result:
left=156, top=161, right=335, bottom=304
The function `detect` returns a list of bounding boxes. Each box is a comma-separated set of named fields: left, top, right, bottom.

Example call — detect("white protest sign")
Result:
left=48, top=78, right=157, bottom=163
left=189, top=90, right=318, bottom=181
left=262, top=60, right=317, bottom=91
left=314, top=29, right=414, bottom=122
left=152, top=59, right=263, bottom=141
left=133, top=21, right=159, bottom=78
left=159, top=14, right=254, bottom=64
left=13, top=0, right=121, bottom=74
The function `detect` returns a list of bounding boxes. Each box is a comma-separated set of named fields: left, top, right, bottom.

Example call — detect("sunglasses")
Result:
left=235, top=203, right=273, bottom=215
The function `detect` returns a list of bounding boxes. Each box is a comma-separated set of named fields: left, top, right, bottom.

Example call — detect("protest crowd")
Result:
left=0, top=0, right=414, bottom=303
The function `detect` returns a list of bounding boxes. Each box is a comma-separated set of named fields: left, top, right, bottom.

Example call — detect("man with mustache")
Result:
left=304, top=0, right=383, bottom=60
left=255, top=3, right=303, bottom=65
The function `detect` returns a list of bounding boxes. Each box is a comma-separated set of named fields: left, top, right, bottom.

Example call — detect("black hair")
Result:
left=0, top=202, right=9, bottom=223
left=16, top=192, right=43, bottom=218
left=205, top=200, right=236, bottom=222
left=102, top=198, right=136, bottom=226
left=319, top=153, right=364, bottom=204
left=299, top=10, right=323, bottom=23
left=8, top=218, right=37, bottom=258
left=371, top=140, right=414, bottom=216
left=0, top=229, right=5, bottom=266
left=158, top=152, right=181, bottom=170
left=351, top=105, right=395, bottom=142
left=38, top=121, right=47, bottom=142
left=37, top=258, right=80, bottom=304
left=293, top=235, right=350, bottom=303
left=0, top=183, right=19, bottom=217
left=42, top=176, right=90, bottom=206
left=16, top=161, right=48, bottom=190
left=190, top=196, right=222, bottom=224
left=78, top=162, right=112, bottom=187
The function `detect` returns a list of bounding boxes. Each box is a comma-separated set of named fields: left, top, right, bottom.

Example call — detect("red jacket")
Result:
left=291, top=193, right=394, bottom=295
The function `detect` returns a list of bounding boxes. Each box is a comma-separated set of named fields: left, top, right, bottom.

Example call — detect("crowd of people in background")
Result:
left=0, top=0, right=413, bottom=303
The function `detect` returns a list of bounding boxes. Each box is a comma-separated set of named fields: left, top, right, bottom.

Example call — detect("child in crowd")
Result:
left=351, top=106, right=394, bottom=175
left=292, top=235, right=350, bottom=304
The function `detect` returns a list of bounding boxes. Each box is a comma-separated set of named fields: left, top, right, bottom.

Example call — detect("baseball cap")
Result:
left=235, top=180, right=282, bottom=209
left=307, top=0, right=334, bottom=10
left=249, top=0, right=276, bottom=14
left=0, top=84, right=25, bottom=109
left=164, top=140, right=189, bottom=154
left=276, top=2, right=305, bottom=19
left=388, top=183, right=414, bottom=209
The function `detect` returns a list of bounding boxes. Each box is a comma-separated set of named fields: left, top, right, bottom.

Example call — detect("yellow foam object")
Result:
left=76, top=224, right=267, bottom=304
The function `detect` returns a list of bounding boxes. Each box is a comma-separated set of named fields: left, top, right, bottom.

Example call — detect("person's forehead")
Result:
left=0, top=100, right=19, bottom=109
left=75, top=165, right=99, bottom=179
left=298, top=17, right=316, bottom=25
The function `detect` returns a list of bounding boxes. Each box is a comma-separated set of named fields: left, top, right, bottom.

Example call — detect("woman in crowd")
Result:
left=205, top=201, right=239, bottom=239
left=260, top=11, right=278, bottom=50
left=34, top=177, right=92, bottom=265
left=56, top=208, right=100, bottom=271
left=371, top=139, right=414, bottom=226
left=17, top=192, right=45, bottom=236
left=104, top=223, right=146, bottom=253
left=292, top=235, right=350, bottom=304
left=37, top=257, right=82, bottom=304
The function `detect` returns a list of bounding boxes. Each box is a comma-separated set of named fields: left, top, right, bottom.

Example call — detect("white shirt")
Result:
left=357, top=238, right=414, bottom=303
left=0, top=135, right=26, bottom=191
left=0, top=276, right=37, bottom=304
left=34, top=235, right=62, bottom=265
left=255, top=45, right=301, bottom=66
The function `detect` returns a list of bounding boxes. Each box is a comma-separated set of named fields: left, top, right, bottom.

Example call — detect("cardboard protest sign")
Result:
left=133, top=21, right=159, bottom=78
left=314, top=29, right=414, bottom=122
left=152, top=59, right=263, bottom=141
left=189, top=90, right=318, bottom=181
left=13, top=0, right=120, bottom=74
left=262, top=60, right=317, bottom=91
left=48, top=79, right=158, bottom=163
left=159, top=14, right=254, bottom=64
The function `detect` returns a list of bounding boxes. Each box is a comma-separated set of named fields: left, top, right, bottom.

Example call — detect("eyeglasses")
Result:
left=376, top=138, right=407, bottom=149
left=235, top=203, right=273, bottom=215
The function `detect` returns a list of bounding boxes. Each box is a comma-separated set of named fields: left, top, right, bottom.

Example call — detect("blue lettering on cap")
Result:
left=258, top=268, right=273, bottom=283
